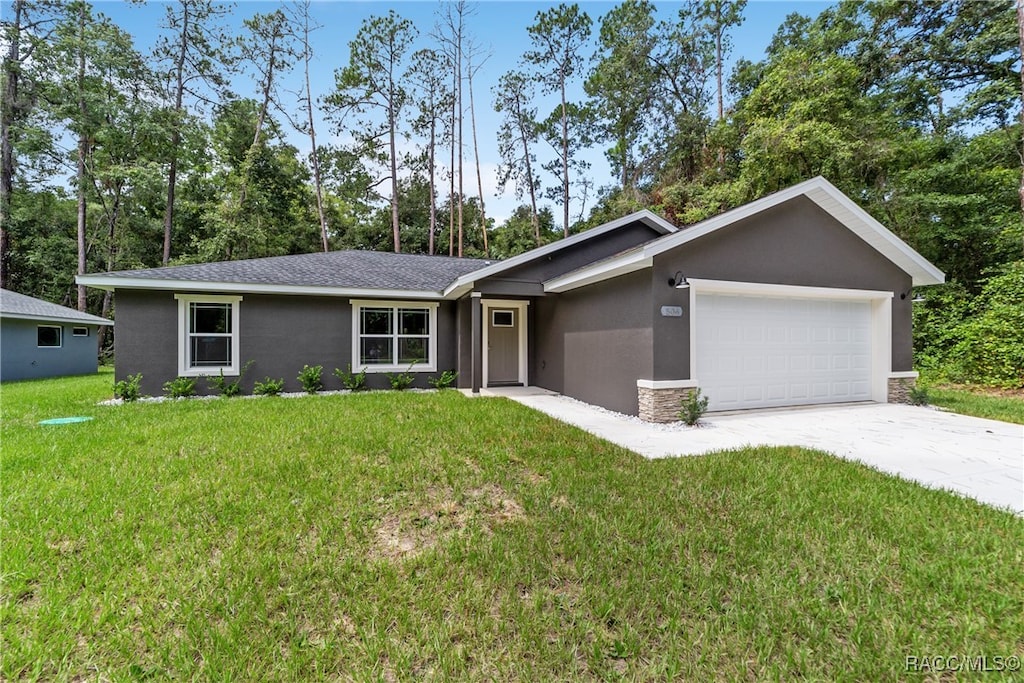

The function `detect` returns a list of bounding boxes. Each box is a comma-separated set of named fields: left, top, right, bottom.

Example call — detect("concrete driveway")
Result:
left=478, top=388, right=1024, bottom=514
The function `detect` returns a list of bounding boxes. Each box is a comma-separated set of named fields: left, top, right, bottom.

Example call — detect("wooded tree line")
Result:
left=1, top=0, right=1021, bottom=380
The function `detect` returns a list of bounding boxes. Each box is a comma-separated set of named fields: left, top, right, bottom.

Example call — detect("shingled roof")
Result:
left=79, top=250, right=494, bottom=294
left=0, top=288, right=113, bottom=325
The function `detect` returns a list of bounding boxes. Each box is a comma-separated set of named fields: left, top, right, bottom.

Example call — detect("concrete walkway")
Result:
left=468, top=387, right=1024, bottom=514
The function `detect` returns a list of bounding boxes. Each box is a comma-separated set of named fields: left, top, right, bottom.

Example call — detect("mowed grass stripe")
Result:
left=2, top=373, right=1022, bottom=680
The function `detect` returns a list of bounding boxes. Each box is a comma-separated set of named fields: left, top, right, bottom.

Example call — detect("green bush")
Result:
left=679, top=388, right=709, bottom=426
left=908, top=384, right=930, bottom=406
left=387, top=364, right=415, bottom=391
left=297, top=365, right=323, bottom=394
left=207, top=361, right=253, bottom=397
left=253, top=377, right=285, bottom=396
left=163, top=376, right=197, bottom=398
left=113, top=373, right=142, bottom=402
left=333, top=364, right=367, bottom=391
left=946, top=263, right=1024, bottom=388
left=428, top=370, right=458, bottom=390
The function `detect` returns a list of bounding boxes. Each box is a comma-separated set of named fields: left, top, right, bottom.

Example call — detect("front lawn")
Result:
left=3, top=374, right=1022, bottom=680
left=925, top=384, right=1024, bottom=425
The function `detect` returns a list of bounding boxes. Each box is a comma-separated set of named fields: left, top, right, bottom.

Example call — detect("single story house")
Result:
left=77, top=176, right=944, bottom=421
left=1, top=288, right=113, bottom=382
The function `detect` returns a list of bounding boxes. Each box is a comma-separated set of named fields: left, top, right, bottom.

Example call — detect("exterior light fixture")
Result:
left=669, top=271, right=689, bottom=289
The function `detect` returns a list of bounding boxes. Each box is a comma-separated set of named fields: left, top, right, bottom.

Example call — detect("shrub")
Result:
left=945, top=263, right=1024, bottom=388
left=113, top=373, right=142, bottom=402
left=909, top=384, right=930, bottom=406
left=387, top=364, right=415, bottom=391
left=163, top=376, right=197, bottom=398
left=207, top=360, right=253, bottom=397
left=679, top=388, right=709, bottom=426
left=428, top=370, right=458, bottom=390
left=333, top=364, right=368, bottom=391
left=253, top=377, right=285, bottom=396
left=297, top=364, right=323, bottom=394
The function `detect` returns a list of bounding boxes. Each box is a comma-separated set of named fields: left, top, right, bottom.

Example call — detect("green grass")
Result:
left=925, top=385, right=1024, bottom=425
left=3, top=373, right=1023, bottom=680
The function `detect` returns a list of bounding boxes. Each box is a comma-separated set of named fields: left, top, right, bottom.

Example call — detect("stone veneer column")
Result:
left=638, top=386, right=698, bottom=423
left=887, top=376, right=917, bottom=403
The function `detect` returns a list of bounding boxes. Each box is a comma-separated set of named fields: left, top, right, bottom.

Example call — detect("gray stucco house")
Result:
left=1, top=288, right=112, bottom=382
left=78, top=177, right=944, bottom=421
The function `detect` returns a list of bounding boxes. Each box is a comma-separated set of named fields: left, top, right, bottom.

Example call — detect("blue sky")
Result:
left=90, top=0, right=834, bottom=223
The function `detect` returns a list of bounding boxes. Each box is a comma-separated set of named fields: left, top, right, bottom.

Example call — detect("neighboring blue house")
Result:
left=0, top=288, right=112, bottom=382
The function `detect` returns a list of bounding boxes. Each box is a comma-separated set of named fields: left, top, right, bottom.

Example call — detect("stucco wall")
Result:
left=475, top=222, right=662, bottom=296
left=534, top=269, right=653, bottom=415
left=650, top=196, right=915, bottom=377
left=0, top=318, right=102, bottom=381
left=114, top=289, right=459, bottom=395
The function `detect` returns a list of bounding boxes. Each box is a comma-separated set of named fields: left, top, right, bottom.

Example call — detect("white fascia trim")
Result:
left=77, top=275, right=443, bottom=300
left=544, top=254, right=652, bottom=293
left=442, top=209, right=676, bottom=297
left=2, top=312, right=112, bottom=326
left=888, top=371, right=919, bottom=379
left=636, top=379, right=699, bottom=389
left=350, top=300, right=439, bottom=373
left=175, top=294, right=243, bottom=377
left=686, top=278, right=894, bottom=300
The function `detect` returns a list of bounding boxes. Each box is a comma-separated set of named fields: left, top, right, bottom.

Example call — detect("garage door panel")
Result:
left=696, top=292, right=874, bottom=411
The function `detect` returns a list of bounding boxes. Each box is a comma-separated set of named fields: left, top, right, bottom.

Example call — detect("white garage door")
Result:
left=696, top=292, right=873, bottom=412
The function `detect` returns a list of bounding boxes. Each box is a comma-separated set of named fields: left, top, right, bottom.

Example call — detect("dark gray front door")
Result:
left=487, top=308, right=519, bottom=385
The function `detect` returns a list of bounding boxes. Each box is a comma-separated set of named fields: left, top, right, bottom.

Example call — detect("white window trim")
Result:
left=350, top=300, right=438, bottom=373
left=482, top=299, right=529, bottom=387
left=37, top=324, right=62, bottom=348
left=72, top=326, right=90, bottom=337
left=686, top=279, right=893, bottom=404
left=175, top=294, right=242, bottom=377
left=491, top=309, right=515, bottom=327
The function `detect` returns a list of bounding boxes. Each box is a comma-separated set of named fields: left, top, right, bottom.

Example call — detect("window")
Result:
left=72, top=326, right=89, bottom=337
left=492, top=310, right=514, bottom=327
left=37, top=325, right=62, bottom=348
left=175, top=294, right=242, bottom=376
left=351, top=300, right=437, bottom=372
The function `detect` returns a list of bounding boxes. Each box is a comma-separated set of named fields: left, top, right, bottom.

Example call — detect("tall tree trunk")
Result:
left=75, top=3, right=87, bottom=312
left=560, top=70, right=570, bottom=237
left=300, top=4, right=328, bottom=252
left=97, top=191, right=120, bottom=354
left=162, top=4, right=189, bottom=265
left=428, top=113, right=436, bottom=255
left=449, top=70, right=456, bottom=257
left=388, top=76, right=400, bottom=253
left=1018, top=0, right=1024, bottom=256
left=467, top=59, right=488, bottom=257
left=520, top=124, right=540, bottom=246
left=456, top=27, right=464, bottom=257
left=0, top=0, right=22, bottom=290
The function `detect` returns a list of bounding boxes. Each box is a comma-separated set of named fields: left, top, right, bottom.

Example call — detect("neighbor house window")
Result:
left=351, top=300, right=437, bottom=372
left=72, top=326, right=89, bottom=337
left=37, top=325, right=62, bottom=348
left=175, top=294, right=242, bottom=376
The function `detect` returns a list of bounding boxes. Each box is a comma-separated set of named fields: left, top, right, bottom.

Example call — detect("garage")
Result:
left=694, top=289, right=877, bottom=412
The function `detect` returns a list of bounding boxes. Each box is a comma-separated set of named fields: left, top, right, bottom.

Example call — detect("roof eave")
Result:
left=1, top=311, right=113, bottom=325
left=444, top=209, right=676, bottom=294
left=75, top=275, right=445, bottom=300
left=544, top=254, right=652, bottom=293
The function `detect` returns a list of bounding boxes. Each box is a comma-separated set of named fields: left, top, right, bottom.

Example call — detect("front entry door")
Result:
left=487, top=308, right=520, bottom=385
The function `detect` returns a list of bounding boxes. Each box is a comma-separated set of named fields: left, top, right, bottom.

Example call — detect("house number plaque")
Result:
left=660, top=306, right=683, bottom=317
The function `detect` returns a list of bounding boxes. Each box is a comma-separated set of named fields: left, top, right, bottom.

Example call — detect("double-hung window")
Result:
left=351, top=300, right=437, bottom=372
left=175, top=294, right=242, bottom=376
